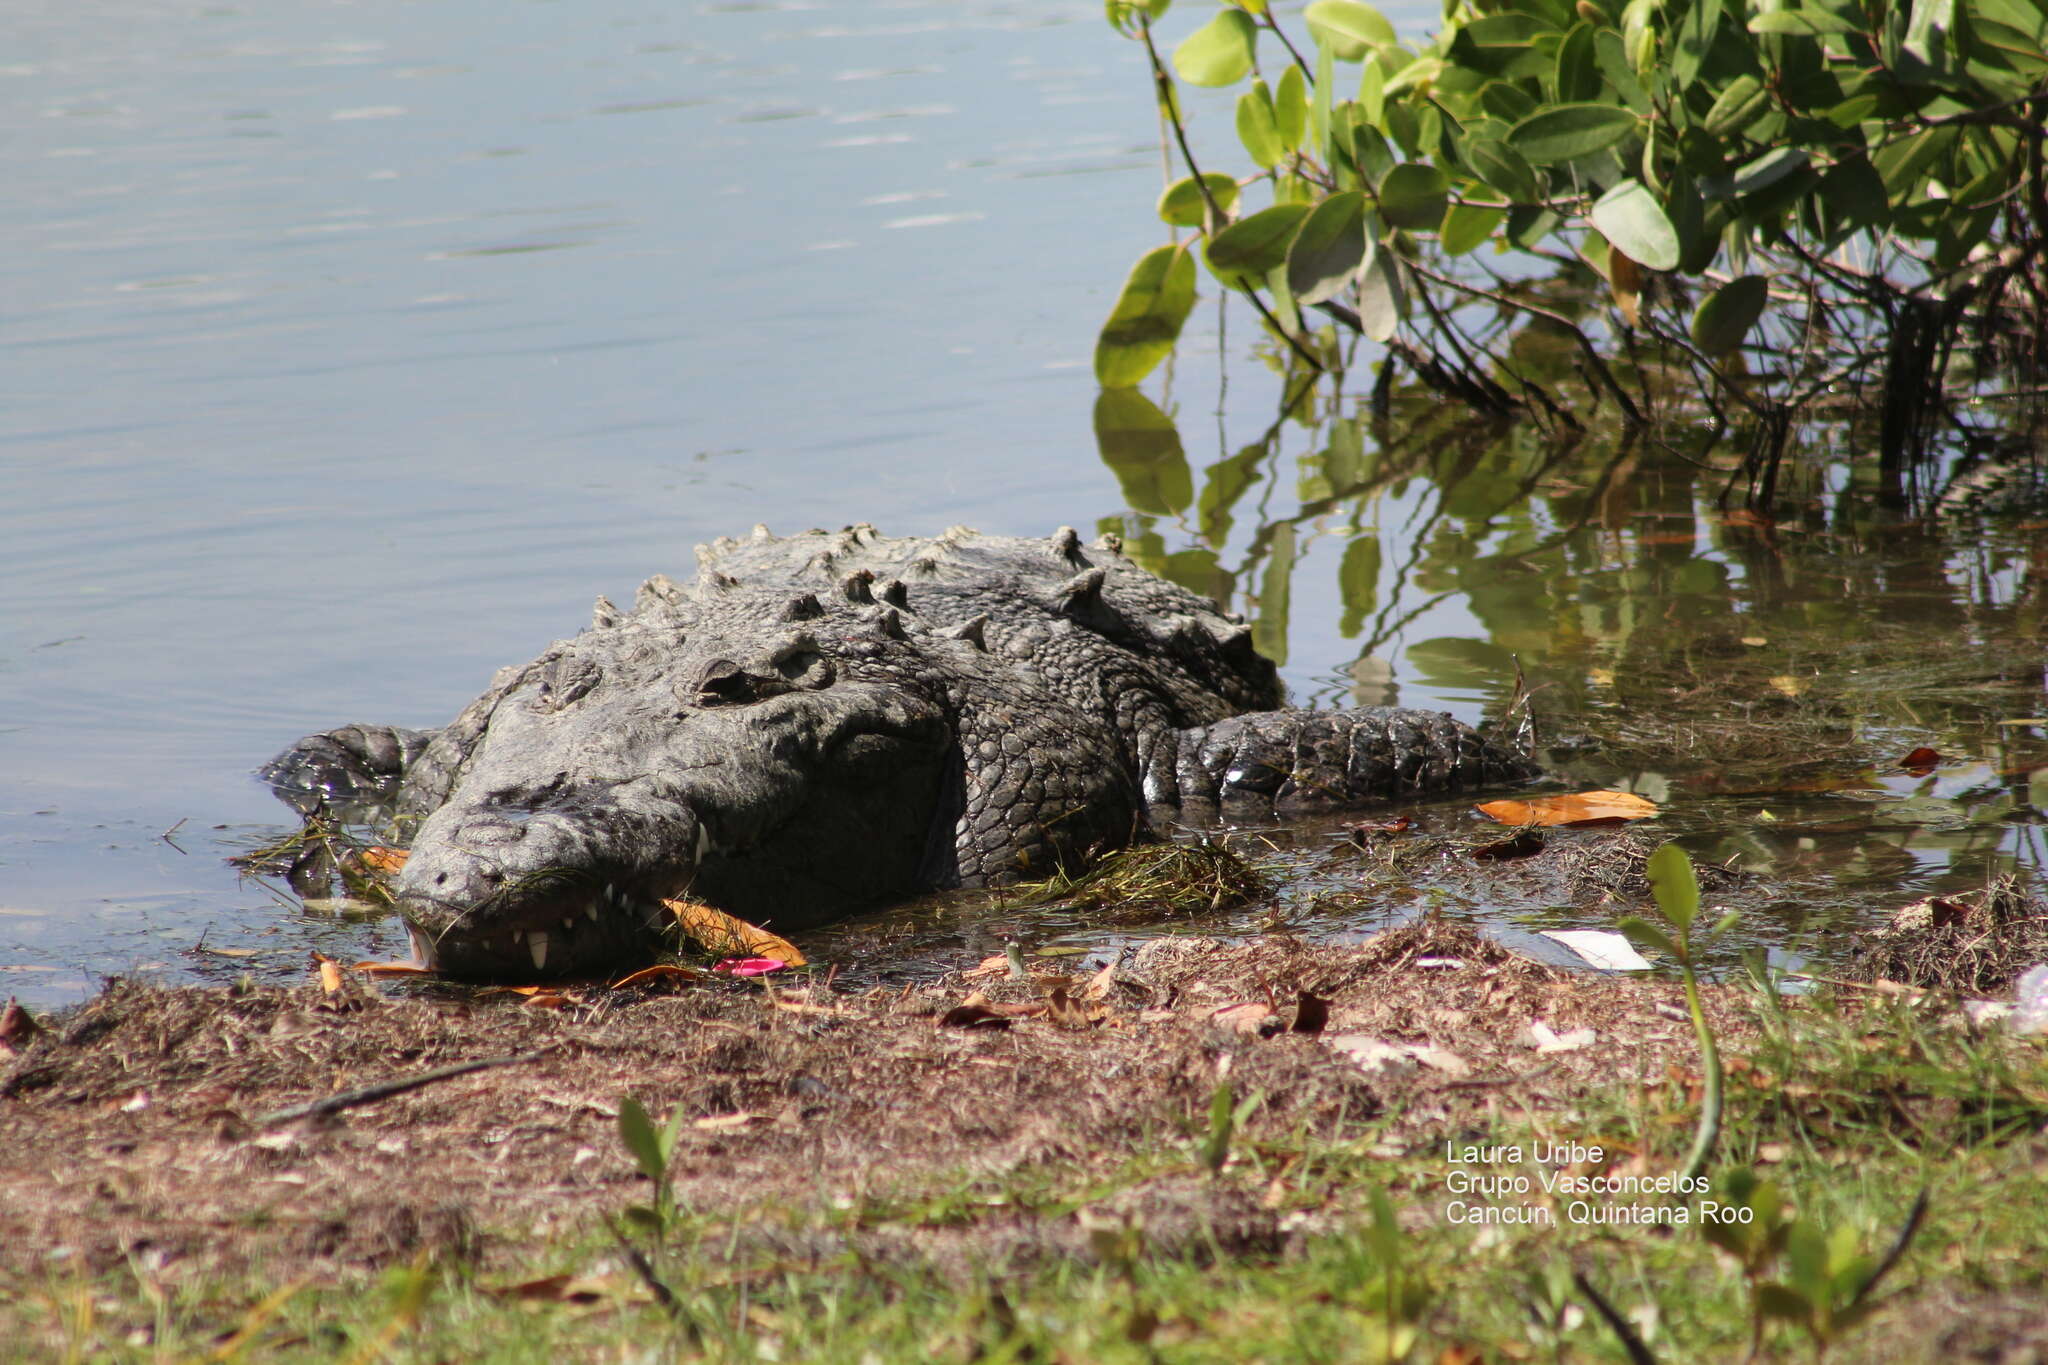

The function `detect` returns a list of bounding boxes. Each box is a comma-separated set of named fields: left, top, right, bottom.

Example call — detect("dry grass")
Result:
left=0, top=924, right=1748, bottom=1287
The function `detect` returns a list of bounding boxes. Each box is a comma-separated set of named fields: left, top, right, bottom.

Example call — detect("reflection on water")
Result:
left=3, top=0, right=2043, bottom=1009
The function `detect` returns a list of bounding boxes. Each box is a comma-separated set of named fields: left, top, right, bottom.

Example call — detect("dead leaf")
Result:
left=664, top=897, right=807, bottom=967
left=609, top=963, right=703, bottom=989
left=1523, top=1020, right=1596, bottom=1053
left=963, top=954, right=1011, bottom=981
left=354, top=960, right=434, bottom=977
left=1474, top=790, right=1658, bottom=828
left=1608, top=247, right=1641, bottom=326
left=1768, top=674, right=1808, bottom=698
left=1209, top=1001, right=1276, bottom=1036
left=493, top=1272, right=635, bottom=1304
left=1, top=998, right=41, bottom=1053
left=1899, top=746, right=1942, bottom=773
left=1346, top=816, right=1413, bottom=842
left=939, top=992, right=1039, bottom=1029
left=1327, top=1033, right=1470, bottom=1076
left=1043, top=982, right=1109, bottom=1028
left=694, top=1112, right=769, bottom=1131
left=522, top=990, right=573, bottom=1010
left=315, top=954, right=345, bottom=996
left=360, top=846, right=411, bottom=874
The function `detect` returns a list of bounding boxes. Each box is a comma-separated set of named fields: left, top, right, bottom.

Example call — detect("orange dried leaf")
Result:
left=354, top=960, right=434, bottom=977
left=1475, top=790, right=1659, bottom=827
left=609, top=963, right=701, bottom=990
left=360, top=846, right=410, bottom=874
left=662, top=897, right=807, bottom=967
left=962, top=954, right=1012, bottom=980
left=316, top=955, right=345, bottom=995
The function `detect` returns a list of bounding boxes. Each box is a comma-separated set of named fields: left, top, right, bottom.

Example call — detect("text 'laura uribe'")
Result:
left=1438, top=1140, right=1744, bottom=1228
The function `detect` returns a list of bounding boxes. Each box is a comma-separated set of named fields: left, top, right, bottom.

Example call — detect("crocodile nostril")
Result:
left=435, top=872, right=449, bottom=886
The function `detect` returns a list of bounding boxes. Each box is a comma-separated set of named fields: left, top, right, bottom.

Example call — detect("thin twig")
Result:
left=253, top=1048, right=553, bottom=1127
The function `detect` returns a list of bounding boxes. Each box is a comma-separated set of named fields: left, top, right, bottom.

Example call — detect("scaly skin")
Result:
left=262, top=525, right=1539, bottom=978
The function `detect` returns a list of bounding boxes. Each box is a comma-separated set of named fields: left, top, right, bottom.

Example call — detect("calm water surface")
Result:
left=4, top=0, right=2043, bottom=1007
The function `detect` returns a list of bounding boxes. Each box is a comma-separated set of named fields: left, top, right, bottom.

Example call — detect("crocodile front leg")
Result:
left=260, top=724, right=441, bottom=814
left=1143, top=706, right=1538, bottom=812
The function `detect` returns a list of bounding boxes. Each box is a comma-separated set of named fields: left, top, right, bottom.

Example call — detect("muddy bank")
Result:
left=0, top=922, right=1752, bottom=1284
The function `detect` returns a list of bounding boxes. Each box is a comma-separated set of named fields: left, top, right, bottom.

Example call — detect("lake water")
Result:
left=5, top=0, right=2043, bottom=1008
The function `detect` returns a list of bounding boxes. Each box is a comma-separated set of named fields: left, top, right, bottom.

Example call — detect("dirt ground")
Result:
left=0, top=921, right=1754, bottom=1289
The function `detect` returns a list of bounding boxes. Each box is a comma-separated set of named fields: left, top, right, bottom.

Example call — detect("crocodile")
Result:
left=262, top=525, right=1539, bottom=979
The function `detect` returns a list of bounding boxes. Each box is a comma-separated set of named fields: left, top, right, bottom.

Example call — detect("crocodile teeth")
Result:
left=561, top=916, right=576, bottom=932
left=586, top=902, right=601, bottom=922
left=605, top=882, right=617, bottom=903
left=528, top=929, right=549, bottom=971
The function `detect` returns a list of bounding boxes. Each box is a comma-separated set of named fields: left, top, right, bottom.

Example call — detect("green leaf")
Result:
left=1440, top=199, right=1506, bottom=254
left=1468, top=137, right=1541, bottom=201
left=1506, top=203, right=1561, bottom=247
left=1378, top=162, right=1450, bottom=229
left=1593, top=28, right=1651, bottom=112
left=1337, top=530, right=1381, bottom=634
left=1206, top=202, right=1313, bottom=278
left=1732, top=146, right=1810, bottom=196
left=1312, top=36, right=1337, bottom=160
left=1589, top=178, right=1680, bottom=269
left=1157, top=173, right=1242, bottom=227
left=1275, top=65, right=1309, bottom=148
left=1105, top=0, right=1173, bottom=35
left=1554, top=21, right=1600, bottom=101
left=1506, top=103, right=1638, bottom=164
left=1748, top=8, right=1862, bottom=35
left=1094, top=243, right=1198, bottom=386
left=1902, top=0, right=1961, bottom=81
left=1673, top=0, right=1726, bottom=90
left=1358, top=53, right=1387, bottom=124
left=1756, top=1283, right=1816, bottom=1323
left=1874, top=125, right=1956, bottom=199
left=1704, top=74, right=1770, bottom=136
left=1305, top=0, right=1397, bottom=61
left=1478, top=79, right=1540, bottom=124
left=1237, top=81, right=1285, bottom=168
left=618, top=1097, right=667, bottom=1185
left=1287, top=189, right=1369, bottom=303
left=1616, top=915, right=1681, bottom=963
left=1173, top=8, right=1258, bottom=86
left=1357, top=242, right=1407, bottom=340
left=1645, top=841, right=1701, bottom=931
left=1352, top=121, right=1397, bottom=184
left=1094, top=388, right=1194, bottom=515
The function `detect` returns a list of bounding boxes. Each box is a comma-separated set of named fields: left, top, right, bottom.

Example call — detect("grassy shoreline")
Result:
left=6, top=916, right=2046, bottom=1361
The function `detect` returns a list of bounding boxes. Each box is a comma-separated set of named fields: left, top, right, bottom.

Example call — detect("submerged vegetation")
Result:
left=1098, top=0, right=2048, bottom=499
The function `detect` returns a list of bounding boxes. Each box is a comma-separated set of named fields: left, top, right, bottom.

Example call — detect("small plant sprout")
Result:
left=1619, top=842, right=1739, bottom=1182
left=617, top=1094, right=689, bottom=1237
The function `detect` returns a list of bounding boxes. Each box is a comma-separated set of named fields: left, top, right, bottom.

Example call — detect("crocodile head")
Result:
left=393, top=613, right=956, bottom=979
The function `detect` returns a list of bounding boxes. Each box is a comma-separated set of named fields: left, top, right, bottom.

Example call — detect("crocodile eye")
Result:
left=691, top=658, right=789, bottom=708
